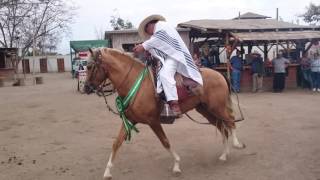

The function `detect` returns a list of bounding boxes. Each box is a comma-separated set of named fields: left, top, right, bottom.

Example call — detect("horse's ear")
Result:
left=89, top=48, right=94, bottom=55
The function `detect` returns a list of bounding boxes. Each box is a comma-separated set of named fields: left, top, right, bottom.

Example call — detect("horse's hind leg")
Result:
left=149, top=122, right=181, bottom=176
left=103, top=124, right=126, bottom=180
left=195, top=106, right=231, bottom=161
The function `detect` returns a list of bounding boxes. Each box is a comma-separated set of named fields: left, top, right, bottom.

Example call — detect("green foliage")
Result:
left=110, top=16, right=134, bottom=30
left=301, top=3, right=320, bottom=24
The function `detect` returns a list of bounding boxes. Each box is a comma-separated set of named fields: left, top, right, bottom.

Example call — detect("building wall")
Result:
left=17, top=55, right=71, bottom=73
left=109, top=30, right=191, bottom=51
left=111, top=33, right=144, bottom=51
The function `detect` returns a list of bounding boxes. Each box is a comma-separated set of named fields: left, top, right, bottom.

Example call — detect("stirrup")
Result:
left=160, top=103, right=176, bottom=124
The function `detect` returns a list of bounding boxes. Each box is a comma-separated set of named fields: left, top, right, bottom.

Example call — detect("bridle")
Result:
left=84, top=48, right=137, bottom=115
left=85, top=49, right=136, bottom=95
left=85, top=49, right=108, bottom=94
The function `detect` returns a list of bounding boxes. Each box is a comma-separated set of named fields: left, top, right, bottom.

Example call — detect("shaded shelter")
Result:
left=178, top=12, right=320, bottom=91
left=69, top=40, right=109, bottom=73
left=0, top=48, right=18, bottom=79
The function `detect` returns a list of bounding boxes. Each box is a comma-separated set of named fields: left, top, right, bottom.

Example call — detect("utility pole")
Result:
left=276, top=8, right=279, bottom=54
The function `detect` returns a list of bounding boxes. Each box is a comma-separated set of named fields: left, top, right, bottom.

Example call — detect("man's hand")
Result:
left=133, top=44, right=145, bottom=54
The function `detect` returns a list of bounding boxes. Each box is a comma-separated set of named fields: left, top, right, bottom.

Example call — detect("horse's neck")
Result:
left=105, top=52, right=143, bottom=97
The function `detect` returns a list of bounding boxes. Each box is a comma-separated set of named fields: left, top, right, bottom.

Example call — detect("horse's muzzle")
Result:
left=84, top=82, right=95, bottom=94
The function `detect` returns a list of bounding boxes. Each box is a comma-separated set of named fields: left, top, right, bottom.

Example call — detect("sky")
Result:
left=58, top=0, right=317, bottom=54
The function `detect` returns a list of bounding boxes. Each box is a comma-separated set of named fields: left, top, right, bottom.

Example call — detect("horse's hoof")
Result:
left=103, top=175, right=112, bottom=180
left=233, top=143, right=246, bottom=149
left=219, top=155, right=227, bottom=161
left=172, top=170, right=182, bottom=177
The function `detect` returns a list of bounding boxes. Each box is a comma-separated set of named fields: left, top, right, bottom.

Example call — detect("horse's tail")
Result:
left=221, top=73, right=235, bottom=138
left=221, top=73, right=235, bottom=121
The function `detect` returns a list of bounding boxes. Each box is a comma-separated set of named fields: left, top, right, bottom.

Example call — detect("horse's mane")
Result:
left=104, top=48, right=145, bottom=67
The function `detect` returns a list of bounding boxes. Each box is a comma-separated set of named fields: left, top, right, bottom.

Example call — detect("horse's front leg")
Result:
left=103, top=124, right=126, bottom=180
left=150, top=122, right=181, bottom=176
left=231, top=129, right=246, bottom=149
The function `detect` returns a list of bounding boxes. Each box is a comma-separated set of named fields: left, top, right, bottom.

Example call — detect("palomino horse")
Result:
left=84, top=48, right=245, bottom=180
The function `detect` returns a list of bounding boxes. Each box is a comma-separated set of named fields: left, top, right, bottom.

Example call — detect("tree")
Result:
left=301, top=3, right=320, bottom=25
left=0, top=0, right=76, bottom=73
left=110, top=15, right=134, bottom=30
left=94, top=26, right=105, bottom=40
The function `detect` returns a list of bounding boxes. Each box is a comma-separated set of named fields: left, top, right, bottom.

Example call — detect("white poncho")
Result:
left=142, top=21, right=203, bottom=93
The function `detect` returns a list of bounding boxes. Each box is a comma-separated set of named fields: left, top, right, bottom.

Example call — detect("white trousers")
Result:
left=159, top=58, right=178, bottom=101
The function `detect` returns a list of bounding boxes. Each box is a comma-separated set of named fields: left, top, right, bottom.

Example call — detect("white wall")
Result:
left=18, top=55, right=71, bottom=73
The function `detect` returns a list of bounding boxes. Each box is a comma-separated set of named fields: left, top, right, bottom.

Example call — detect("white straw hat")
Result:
left=138, top=14, right=166, bottom=39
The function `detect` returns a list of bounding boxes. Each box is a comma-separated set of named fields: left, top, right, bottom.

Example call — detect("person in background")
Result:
left=300, top=52, right=313, bottom=90
left=193, top=53, right=201, bottom=68
left=272, top=52, right=290, bottom=93
left=200, top=53, right=213, bottom=68
left=249, top=50, right=264, bottom=92
left=230, top=50, right=243, bottom=93
left=209, top=46, right=220, bottom=67
left=309, top=40, right=320, bottom=92
left=79, top=63, right=84, bottom=71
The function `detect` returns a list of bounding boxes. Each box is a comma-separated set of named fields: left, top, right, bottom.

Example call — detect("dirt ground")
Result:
left=0, top=73, right=319, bottom=180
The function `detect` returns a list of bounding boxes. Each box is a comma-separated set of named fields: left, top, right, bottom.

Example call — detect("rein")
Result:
left=100, top=89, right=119, bottom=115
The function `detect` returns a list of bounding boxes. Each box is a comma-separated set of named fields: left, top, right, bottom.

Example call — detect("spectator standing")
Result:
left=193, top=53, right=202, bottom=68
left=230, top=50, right=243, bottom=92
left=209, top=46, right=220, bottom=67
left=272, top=53, right=290, bottom=93
left=250, top=50, right=264, bottom=92
left=300, top=53, right=313, bottom=90
left=309, top=40, right=320, bottom=92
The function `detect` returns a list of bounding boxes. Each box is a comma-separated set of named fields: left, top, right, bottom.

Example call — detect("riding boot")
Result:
left=168, top=100, right=182, bottom=118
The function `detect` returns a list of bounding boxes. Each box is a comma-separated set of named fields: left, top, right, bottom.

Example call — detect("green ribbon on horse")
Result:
left=115, top=67, right=149, bottom=141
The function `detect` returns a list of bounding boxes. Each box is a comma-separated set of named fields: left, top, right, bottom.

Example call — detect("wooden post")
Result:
left=264, top=43, right=268, bottom=60
left=304, top=41, right=313, bottom=54
left=287, top=41, right=290, bottom=58
left=240, top=44, right=244, bottom=59
left=225, top=33, right=231, bottom=81
left=276, top=40, right=279, bottom=55
left=248, top=43, right=252, bottom=54
left=300, top=41, right=306, bottom=57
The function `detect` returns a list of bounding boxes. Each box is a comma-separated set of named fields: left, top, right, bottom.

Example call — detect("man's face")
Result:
left=145, top=23, right=155, bottom=35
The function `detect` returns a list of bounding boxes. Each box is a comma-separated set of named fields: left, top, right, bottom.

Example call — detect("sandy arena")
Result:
left=0, top=73, right=319, bottom=180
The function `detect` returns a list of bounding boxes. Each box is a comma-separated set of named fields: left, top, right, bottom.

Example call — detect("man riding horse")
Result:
left=133, top=15, right=203, bottom=117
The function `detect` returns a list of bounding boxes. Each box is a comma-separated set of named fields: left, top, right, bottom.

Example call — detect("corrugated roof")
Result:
left=70, top=40, right=109, bottom=52
left=233, top=12, right=271, bottom=19
left=105, top=28, right=189, bottom=35
left=232, top=31, right=320, bottom=41
left=178, top=19, right=312, bottom=31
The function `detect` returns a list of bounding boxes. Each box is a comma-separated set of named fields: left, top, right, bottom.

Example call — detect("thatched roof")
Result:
left=233, top=12, right=271, bottom=20
left=178, top=19, right=314, bottom=32
left=232, top=31, right=320, bottom=42
left=105, top=28, right=189, bottom=35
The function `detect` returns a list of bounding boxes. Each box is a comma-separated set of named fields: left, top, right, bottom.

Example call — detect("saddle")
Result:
left=174, top=73, right=203, bottom=101
left=147, top=63, right=203, bottom=124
